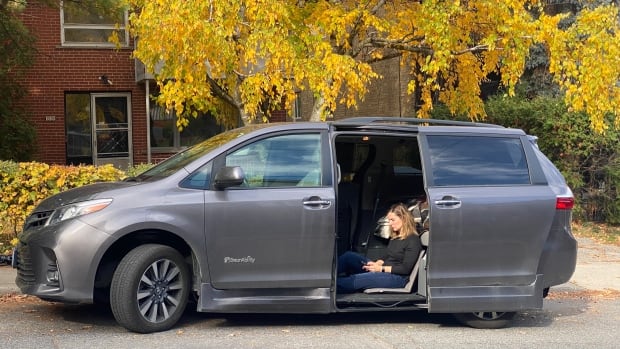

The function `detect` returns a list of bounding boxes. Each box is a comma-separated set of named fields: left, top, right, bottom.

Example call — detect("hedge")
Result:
left=0, top=161, right=127, bottom=237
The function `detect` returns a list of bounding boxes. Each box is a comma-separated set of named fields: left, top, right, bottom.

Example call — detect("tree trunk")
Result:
left=237, top=108, right=249, bottom=126
left=310, top=93, right=325, bottom=122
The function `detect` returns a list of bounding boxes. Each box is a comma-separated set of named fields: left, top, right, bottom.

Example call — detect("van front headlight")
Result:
left=48, top=199, right=113, bottom=225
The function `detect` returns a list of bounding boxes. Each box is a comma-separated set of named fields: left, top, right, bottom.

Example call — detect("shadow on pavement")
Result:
left=0, top=285, right=594, bottom=332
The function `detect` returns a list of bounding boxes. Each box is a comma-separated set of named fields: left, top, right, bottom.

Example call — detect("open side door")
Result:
left=421, top=133, right=555, bottom=313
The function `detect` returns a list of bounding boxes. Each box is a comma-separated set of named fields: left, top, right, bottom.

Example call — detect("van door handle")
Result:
left=435, top=199, right=461, bottom=208
left=303, top=197, right=332, bottom=209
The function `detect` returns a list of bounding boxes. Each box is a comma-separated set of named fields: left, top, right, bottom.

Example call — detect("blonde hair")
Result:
left=388, top=203, right=418, bottom=239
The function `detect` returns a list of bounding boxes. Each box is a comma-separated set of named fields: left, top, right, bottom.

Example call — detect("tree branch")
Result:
left=342, top=0, right=387, bottom=55
left=367, top=37, right=433, bottom=55
left=206, top=75, right=241, bottom=109
left=363, top=51, right=403, bottom=64
left=452, top=44, right=491, bottom=55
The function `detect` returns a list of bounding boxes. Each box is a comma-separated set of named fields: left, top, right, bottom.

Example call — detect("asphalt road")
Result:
left=0, top=290, right=618, bottom=349
left=0, top=236, right=618, bottom=348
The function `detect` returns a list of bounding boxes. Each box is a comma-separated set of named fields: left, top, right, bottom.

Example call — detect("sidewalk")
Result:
left=0, top=265, right=18, bottom=295
left=570, top=236, right=620, bottom=291
left=1, top=237, right=619, bottom=296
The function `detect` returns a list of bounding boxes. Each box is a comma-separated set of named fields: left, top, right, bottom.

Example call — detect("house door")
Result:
left=65, top=93, right=132, bottom=168
left=92, top=94, right=132, bottom=169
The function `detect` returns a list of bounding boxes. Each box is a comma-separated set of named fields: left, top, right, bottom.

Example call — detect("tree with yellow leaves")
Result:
left=128, top=0, right=620, bottom=132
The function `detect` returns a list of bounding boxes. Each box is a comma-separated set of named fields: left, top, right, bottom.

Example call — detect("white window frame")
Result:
left=293, top=92, right=302, bottom=120
left=60, top=1, right=129, bottom=48
left=91, top=92, right=133, bottom=167
left=149, top=104, right=182, bottom=152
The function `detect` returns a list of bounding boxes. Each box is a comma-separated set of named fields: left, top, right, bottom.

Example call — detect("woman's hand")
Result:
left=363, top=261, right=383, bottom=272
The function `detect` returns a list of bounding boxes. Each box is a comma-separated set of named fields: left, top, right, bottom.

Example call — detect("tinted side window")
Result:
left=226, top=133, right=322, bottom=187
left=427, top=135, right=530, bottom=186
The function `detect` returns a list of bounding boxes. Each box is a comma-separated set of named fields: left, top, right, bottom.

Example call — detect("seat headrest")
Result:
left=420, top=231, right=429, bottom=247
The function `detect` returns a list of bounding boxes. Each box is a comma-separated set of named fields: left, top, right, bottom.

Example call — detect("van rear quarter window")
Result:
left=427, top=135, right=530, bottom=186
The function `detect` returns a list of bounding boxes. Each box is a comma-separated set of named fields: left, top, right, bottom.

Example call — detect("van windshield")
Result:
left=132, top=125, right=264, bottom=181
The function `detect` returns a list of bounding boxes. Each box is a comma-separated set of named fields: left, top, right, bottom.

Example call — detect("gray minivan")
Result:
left=13, top=117, right=577, bottom=333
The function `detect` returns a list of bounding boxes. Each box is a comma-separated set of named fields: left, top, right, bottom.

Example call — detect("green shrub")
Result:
left=0, top=113, right=37, bottom=161
left=126, top=163, right=155, bottom=177
left=0, top=162, right=126, bottom=237
left=0, top=160, right=18, bottom=176
left=603, top=156, right=620, bottom=224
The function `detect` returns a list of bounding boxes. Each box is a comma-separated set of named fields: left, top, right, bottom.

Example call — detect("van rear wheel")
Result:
left=110, top=244, right=190, bottom=333
left=453, top=311, right=516, bottom=329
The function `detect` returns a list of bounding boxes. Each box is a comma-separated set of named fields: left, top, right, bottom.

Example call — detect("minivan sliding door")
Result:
left=422, top=133, right=555, bottom=313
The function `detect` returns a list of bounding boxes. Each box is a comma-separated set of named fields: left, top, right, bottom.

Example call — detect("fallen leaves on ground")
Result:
left=0, top=293, right=40, bottom=304
left=573, top=222, right=620, bottom=246
left=547, top=288, right=620, bottom=300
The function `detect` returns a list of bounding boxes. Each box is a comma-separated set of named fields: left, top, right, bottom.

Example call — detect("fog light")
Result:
left=46, top=263, right=60, bottom=287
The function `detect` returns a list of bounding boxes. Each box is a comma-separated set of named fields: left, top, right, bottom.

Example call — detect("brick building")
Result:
left=16, top=2, right=231, bottom=167
left=16, top=2, right=416, bottom=167
left=296, top=57, right=418, bottom=120
left=15, top=2, right=143, bottom=167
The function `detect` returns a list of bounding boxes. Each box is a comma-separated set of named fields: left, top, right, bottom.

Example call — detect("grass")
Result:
left=571, top=221, right=620, bottom=246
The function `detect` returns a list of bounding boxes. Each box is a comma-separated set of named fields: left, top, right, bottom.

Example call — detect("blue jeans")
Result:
left=337, top=251, right=407, bottom=293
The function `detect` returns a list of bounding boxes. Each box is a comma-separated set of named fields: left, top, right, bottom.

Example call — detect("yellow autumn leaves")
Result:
left=546, top=5, right=620, bottom=131
left=126, top=0, right=620, bottom=131
left=0, top=162, right=126, bottom=236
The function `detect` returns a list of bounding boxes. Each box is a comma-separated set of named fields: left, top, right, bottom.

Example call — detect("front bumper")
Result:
left=14, top=219, right=112, bottom=303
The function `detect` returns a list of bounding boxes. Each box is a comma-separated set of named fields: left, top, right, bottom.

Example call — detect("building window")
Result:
left=61, top=1, right=129, bottom=47
left=150, top=103, right=230, bottom=152
left=293, top=92, right=302, bottom=120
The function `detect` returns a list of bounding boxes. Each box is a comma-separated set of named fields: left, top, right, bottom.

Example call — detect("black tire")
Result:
left=110, top=244, right=190, bottom=333
left=453, top=311, right=516, bottom=329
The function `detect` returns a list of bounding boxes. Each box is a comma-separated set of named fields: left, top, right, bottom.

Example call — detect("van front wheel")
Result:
left=453, top=311, right=516, bottom=329
left=110, top=244, right=190, bottom=333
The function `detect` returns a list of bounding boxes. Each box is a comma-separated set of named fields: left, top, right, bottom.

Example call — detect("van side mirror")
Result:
left=213, top=166, right=245, bottom=189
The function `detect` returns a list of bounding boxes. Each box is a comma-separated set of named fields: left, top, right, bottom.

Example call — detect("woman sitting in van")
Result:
left=337, top=203, right=421, bottom=293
